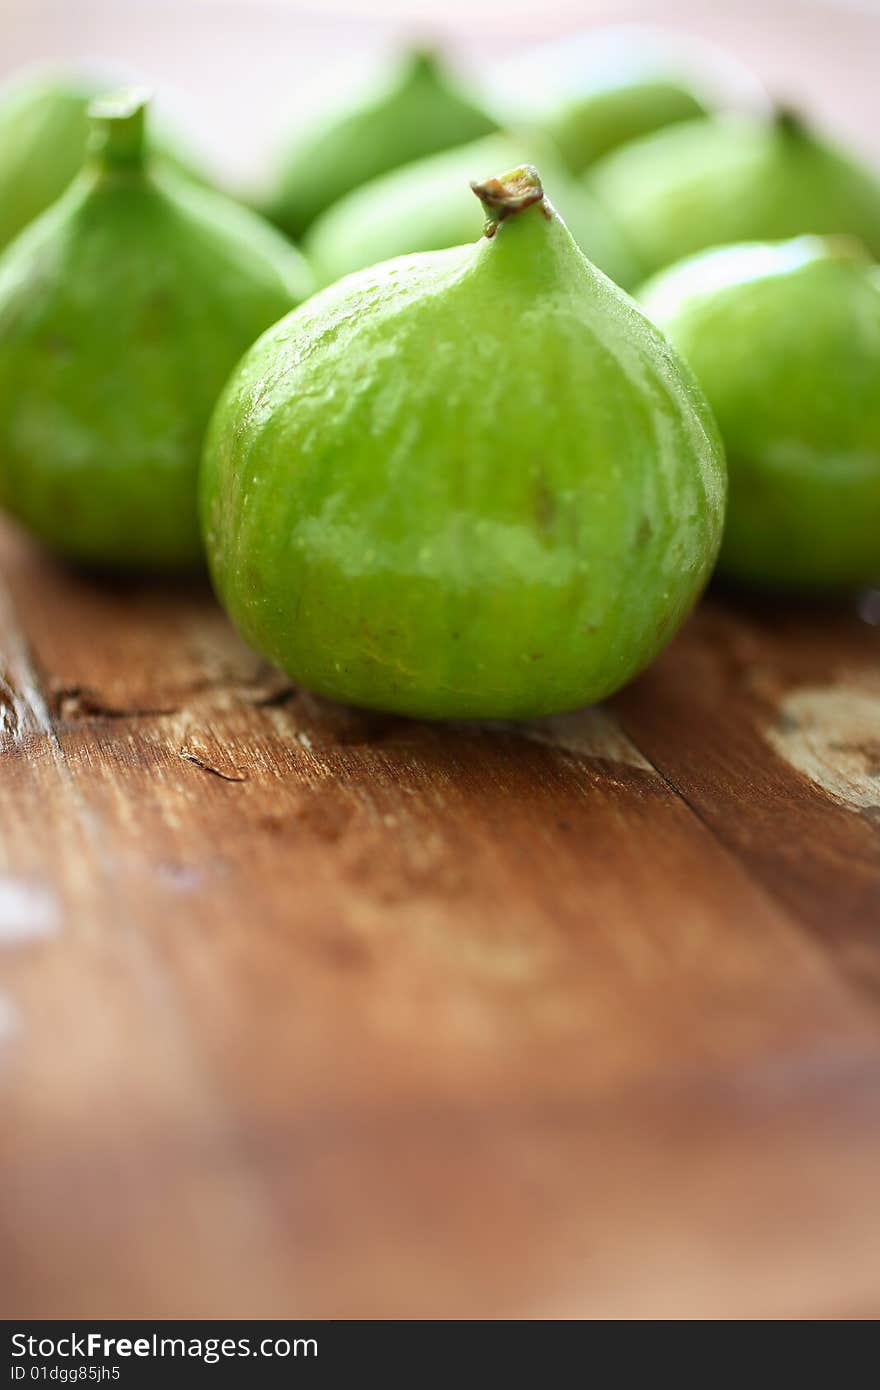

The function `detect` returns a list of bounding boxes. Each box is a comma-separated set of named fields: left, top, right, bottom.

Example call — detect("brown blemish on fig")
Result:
left=533, top=477, right=557, bottom=532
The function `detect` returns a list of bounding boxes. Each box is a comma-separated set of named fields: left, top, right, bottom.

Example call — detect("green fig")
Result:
left=265, top=49, right=498, bottom=239
left=202, top=165, right=725, bottom=720
left=640, top=237, right=880, bottom=591
left=0, top=69, right=206, bottom=252
left=486, top=27, right=764, bottom=173
left=305, top=133, right=639, bottom=289
left=589, top=111, right=880, bottom=279
left=0, top=92, right=314, bottom=571
left=541, top=77, right=707, bottom=174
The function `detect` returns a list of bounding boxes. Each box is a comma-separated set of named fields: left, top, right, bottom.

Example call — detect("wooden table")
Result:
left=1, top=514, right=878, bottom=1319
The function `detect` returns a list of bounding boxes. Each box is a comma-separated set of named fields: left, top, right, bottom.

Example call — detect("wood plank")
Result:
left=0, top=581, right=299, bottom=1318
left=614, top=588, right=880, bottom=1002
left=2, top=520, right=880, bottom=1316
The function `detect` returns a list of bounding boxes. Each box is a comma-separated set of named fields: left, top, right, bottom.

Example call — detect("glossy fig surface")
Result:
left=203, top=166, right=725, bottom=719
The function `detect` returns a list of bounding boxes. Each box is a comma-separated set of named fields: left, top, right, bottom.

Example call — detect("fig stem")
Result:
left=773, top=105, right=808, bottom=138
left=88, top=89, right=151, bottom=171
left=470, top=164, right=549, bottom=239
left=405, top=48, right=440, bottom=79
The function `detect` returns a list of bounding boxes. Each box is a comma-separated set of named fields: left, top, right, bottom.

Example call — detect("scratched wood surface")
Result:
left=0, top=510, right=878, bottom=1320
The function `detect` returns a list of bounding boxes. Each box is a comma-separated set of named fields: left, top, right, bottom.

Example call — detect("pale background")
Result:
left=2, top=0, right=879, bottom=190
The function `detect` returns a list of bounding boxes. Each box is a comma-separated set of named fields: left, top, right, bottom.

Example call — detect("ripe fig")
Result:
left=486, top=27, right=767, bottom=174
left=202, top=166, right=725, bottom=720
left=305, top=133, right=639, bottom=289
left=589, top=111, right=880, bottom=278
left=0, top=92, right=314, bottom=571
left=0, top=69, right=205, bottom=252
left=265, top=49, right=497, bottom=238
left=541, top=76, right=706, bottom=175
left=640, top=237, right=880, bottom=590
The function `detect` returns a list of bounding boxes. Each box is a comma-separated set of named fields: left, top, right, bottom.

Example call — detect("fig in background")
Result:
left=0, top=68, right=209, bottom=251
left=264, top=48, right=498, bottom=239
left=641, top=237, right=880, bottom=590
left=485, top=26, right=765, bottom=173
left=0, top=92, right=314, bottom=571
left=305, top=132, right=639, bottom=289
left=589, top=110, right=880, bottom=278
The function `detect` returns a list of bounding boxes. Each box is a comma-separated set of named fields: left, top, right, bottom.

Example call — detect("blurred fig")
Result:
left=541, top=77, right=706, bottom=174
left=590, top=111, right=880, bottom=278
left=641, top=237, right=880, bottom=589
left=265, top=48, right=498, bottom=238
left=0, top=68, right=207, bottom=251
left=305, top=132, right=639, bottom=288
left=486, top=26, right=765, bottom=172
left=0, top=92, right=314, bottom=570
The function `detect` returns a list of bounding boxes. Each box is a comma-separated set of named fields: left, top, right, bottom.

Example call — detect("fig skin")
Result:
left=0, top=70, right=205, bottom=252
left=265, top=50, right=497, bottom=239
left=485, top=26, right=762, bottom=174
left=541, top=77, right=706, bottom=173
left=589, top=112, right=880, bottom=279
left=0, top=94, right=315, bottom=572
left=306, top=134, right=640, bottom=290
left=202, top=167, right=725, bottom=720
left=640, top=237, right=880, bottom=591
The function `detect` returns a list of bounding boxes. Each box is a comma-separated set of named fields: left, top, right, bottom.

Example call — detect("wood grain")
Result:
left=1, top=518, right=879, bottom=1318
left=615, top=591, right=880, bottom=998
